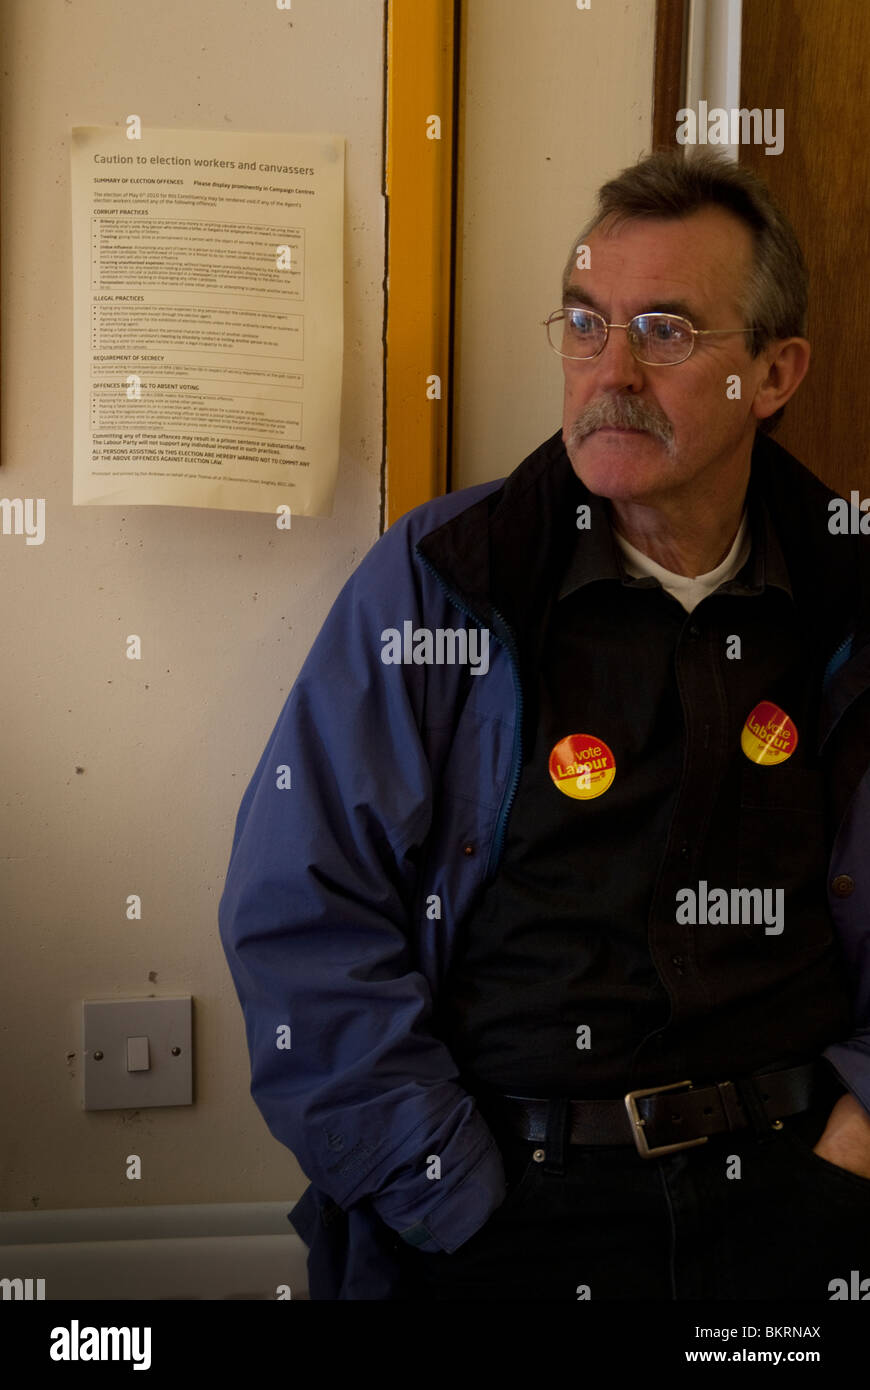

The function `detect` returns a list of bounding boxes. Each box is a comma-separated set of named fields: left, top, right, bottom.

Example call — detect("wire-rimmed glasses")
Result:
left=544, top=306, right=757, bottom=365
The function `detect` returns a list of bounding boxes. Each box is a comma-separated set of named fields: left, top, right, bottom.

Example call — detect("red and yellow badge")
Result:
left=740, top=700, right=798, bottom=765
left=549, top=733, right=616, bottom=800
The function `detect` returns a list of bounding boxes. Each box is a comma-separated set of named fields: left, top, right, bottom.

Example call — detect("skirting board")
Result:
left=0, top=1202, right=309, bottom=1301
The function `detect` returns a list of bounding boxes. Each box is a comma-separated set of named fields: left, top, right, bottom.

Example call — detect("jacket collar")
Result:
left=416, top=428, right=576, bottom=644
left=553, top=478, right=792, bottom=603
left=415, top=427, right=870, bottom=710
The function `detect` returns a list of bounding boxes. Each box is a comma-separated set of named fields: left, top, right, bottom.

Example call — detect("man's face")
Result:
left=561, top=207, right=767, bottom=508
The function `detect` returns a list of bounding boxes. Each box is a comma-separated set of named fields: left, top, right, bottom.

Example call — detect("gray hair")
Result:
left=562, top=150, right=808, bottom=433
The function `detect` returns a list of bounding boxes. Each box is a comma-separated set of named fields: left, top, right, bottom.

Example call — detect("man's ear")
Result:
left=751, top=337, right=811, bottom=424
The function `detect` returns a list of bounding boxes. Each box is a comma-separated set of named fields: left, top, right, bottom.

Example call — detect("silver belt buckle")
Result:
left=624, top=1079, right=710, bottom=1158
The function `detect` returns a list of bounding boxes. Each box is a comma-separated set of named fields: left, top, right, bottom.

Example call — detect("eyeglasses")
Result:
left=543, top=307, right=757, bottom=365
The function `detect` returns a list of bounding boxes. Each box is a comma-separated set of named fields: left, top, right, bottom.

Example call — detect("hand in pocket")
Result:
left=812, top=1092, right=870, bottom=1179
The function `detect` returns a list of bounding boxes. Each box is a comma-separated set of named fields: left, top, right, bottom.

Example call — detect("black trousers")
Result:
left=396, top=1082, right=870, bottom=1301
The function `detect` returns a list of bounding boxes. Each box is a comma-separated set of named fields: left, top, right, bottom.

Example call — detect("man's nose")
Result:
left=592, top=326, right=646, bottom=392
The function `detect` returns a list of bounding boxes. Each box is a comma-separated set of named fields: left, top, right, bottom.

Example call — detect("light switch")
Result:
left=83, top=997, right=192, bottom=1110
left=126, top=1035, right=150, bottom=1072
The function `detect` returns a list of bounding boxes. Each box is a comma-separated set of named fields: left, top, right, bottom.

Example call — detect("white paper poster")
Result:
left=71, top=126, right=344, bottom=515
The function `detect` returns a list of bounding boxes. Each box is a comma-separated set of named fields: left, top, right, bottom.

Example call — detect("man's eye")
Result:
left=647, top=317, right=690, bottom=341
left=567, top=311, right=597, bottom=334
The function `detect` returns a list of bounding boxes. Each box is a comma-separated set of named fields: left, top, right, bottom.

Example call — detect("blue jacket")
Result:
left=218, top=428, right=870, bottom=1299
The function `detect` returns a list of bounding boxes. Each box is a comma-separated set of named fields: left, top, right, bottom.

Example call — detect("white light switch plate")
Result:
left=82, top=997, right=193, bottom=1110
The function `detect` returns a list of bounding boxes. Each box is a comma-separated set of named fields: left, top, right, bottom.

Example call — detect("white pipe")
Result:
left=684, top=0, right=743, bottom=162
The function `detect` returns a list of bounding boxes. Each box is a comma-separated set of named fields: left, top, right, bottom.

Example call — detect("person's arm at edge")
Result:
left=218, top=514, right=509, bottom=1253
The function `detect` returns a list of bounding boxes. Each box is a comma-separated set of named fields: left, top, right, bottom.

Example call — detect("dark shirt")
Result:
left=436, top=479, right=853, bottom=1097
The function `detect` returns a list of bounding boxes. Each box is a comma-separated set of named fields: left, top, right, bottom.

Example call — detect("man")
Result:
left=219, top=150, right=870, bottom=1301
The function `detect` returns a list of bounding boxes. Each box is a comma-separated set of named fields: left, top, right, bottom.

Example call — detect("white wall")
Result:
left=454, top=0, right=656, bottom=488
left=0, top=0, right=385, bottom=1211
left=0, top=0, right=658, bottom=1218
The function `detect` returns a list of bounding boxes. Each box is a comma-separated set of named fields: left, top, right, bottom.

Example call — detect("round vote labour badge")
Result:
left=740, top=700, right=798, bottom=765
left=548, top=733, right=616, bottom=800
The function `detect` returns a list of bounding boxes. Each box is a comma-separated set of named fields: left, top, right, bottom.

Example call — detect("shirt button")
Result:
left=687, top=624, right=701, bottom=639
left=671, top=954, right=685, bottom=971
left=831, top=874, right=855, bottom=897
left=463, top=842, right=475, bottom=857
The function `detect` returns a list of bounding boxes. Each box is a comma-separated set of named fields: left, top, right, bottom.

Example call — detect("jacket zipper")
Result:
left=415, top=550, right=524, bottom=883
left=485, top=605, right=524, bottom=881
left=823, top=631, right=853, bottom=689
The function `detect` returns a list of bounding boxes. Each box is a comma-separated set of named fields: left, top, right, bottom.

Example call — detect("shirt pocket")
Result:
left=736, top=762, right=832, bottom=952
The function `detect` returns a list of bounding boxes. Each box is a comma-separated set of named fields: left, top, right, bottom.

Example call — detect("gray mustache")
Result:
left=568, top=398, right=674, bottom=446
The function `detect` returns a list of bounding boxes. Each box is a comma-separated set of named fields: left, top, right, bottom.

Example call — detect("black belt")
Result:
left=491, top=1061, right=831, bottom=1159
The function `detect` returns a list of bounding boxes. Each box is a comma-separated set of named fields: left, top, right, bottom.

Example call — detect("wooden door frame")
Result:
left=384, top=0, right=461, bottom=528
left=653, top=0, right=687, bottom=150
